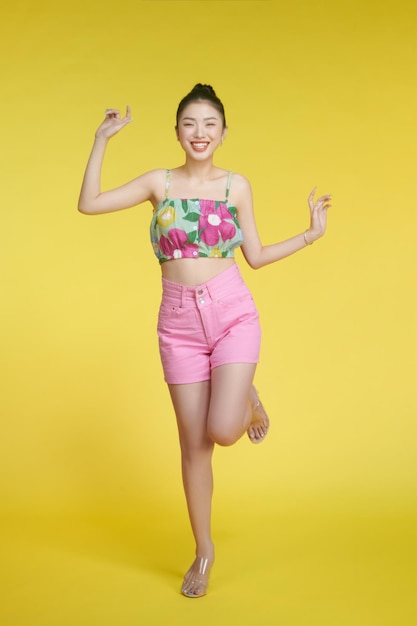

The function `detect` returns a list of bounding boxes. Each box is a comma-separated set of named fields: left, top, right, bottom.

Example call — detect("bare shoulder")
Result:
left=140, top=168, right=167, bottom=185
left=137, top=168, right=168, bottom=205
left=231, top=172, right=252, bottom=192
left=230, top=172, right=253, bottom=206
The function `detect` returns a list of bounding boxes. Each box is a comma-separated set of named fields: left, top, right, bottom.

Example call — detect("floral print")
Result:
left=199, top=200, right=237, bottom=246
left=159, top=228, right=199, bottom=259
left=150, top=196, right=243, bottom=264
left=157, top=205, right=176, bottom=228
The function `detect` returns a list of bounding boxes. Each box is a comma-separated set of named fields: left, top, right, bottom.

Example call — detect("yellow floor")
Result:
left=1, top=498, right=416, bottom=626
left=1, top=1, right=416, bottom=624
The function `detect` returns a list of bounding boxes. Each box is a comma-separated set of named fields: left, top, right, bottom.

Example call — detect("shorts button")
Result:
left=199, top=298, right=205, bottom=304
left=198, top=289, right=203, bottom=295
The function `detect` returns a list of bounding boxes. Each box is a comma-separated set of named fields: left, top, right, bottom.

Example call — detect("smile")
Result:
left=191, top=142, right=209, bottom=151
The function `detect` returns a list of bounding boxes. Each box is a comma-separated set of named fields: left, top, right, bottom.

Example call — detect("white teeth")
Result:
left=192, top=143, right=208, bottom=148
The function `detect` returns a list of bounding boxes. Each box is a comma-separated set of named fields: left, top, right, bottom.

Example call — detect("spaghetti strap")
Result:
left=225, top=171, right=233, bottom=201
left=165, top=169, right=171, bottom=199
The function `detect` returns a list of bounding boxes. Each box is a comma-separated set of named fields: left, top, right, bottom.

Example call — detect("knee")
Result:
left=180, top=439, right=214, bottom=462
left=207, top=425, right=239, bottom=447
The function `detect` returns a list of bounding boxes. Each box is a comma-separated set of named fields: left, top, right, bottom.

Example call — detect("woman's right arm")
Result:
left=78, top=106, right=158, bottom=215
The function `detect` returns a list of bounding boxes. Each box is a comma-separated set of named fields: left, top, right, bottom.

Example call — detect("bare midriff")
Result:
left=161, top=257, right=236, bottom=286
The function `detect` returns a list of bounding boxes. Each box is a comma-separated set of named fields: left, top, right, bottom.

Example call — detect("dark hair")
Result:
left=176, top=83, right=226, bottom=128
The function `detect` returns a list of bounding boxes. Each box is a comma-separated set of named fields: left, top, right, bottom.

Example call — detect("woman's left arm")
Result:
left=236, top=176, right=331, bottom=269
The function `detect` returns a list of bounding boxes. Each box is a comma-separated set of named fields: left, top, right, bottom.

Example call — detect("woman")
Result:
left=78, top=83, right=331, bottom=598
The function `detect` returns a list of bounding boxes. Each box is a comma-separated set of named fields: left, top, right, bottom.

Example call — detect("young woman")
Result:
left=78, top=84, right=331, bottom=598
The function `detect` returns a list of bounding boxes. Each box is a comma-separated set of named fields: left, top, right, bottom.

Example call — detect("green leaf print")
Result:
left=183, top=212, right=200, bottom=222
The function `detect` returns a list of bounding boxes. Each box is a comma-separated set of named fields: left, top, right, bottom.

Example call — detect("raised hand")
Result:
left=95, top=105, right=133, bottom=140
left=306, top=188, right=332, bottom=243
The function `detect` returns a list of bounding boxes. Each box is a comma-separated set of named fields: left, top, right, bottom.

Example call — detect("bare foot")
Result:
left=181, top=556, right=213, bottom=598
left=247, top=386, right=269, bottom=444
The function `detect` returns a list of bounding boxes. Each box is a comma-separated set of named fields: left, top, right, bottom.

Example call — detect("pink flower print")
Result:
left=159, top=228, right=199, bottom=259
left=182, top=243, right=200, bottom=259
left=199, top=201, right=236, bottom=246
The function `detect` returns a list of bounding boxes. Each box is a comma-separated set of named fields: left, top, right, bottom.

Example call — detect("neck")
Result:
left=181, top=158, right=217, bottom=180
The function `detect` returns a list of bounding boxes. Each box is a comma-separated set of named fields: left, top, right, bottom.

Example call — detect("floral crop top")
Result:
left=150, top=170, right=244, bottom=264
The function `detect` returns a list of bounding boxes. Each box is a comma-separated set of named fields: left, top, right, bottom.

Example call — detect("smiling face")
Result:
left=176, top=100, right=227, bottom=160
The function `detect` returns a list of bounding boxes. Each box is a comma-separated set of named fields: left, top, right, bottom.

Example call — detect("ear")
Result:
left=221, top=125, right=229, bottom=142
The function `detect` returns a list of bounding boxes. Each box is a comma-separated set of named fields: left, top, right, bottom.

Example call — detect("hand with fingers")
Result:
left=95, top=105, right=133, bottom=140
left=304, top=187, right=332, bottom=244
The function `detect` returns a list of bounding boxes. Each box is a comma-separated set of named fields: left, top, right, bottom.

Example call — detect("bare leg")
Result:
left=168, top=381, right=215, bottom=597
left=208, top=363, right=269, bottom=446
left=168, top=366, right=269, bottom=597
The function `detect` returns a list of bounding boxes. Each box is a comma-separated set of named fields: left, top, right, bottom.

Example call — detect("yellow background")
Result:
left=1, top=0, right=416, bottom=624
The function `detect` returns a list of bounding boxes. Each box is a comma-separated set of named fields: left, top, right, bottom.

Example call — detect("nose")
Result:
left=193, top=124, right=205, bottom=138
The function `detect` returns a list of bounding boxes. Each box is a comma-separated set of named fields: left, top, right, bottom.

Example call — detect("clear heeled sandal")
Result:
left=181, top=556, right=212, bottom=598
left=248, top=386, right=270, bottom=444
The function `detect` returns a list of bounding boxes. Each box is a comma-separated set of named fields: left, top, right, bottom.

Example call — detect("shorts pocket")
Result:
left=216, top=289, right=257, bottom=314
left=157, top=303, right=199, bottom=333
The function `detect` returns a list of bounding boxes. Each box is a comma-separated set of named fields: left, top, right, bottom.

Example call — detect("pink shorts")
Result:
left=157, top=264, right=261, bottom=384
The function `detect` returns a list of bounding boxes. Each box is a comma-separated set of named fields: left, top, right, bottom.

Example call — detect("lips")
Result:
left=191, top=142, right=209, bottom=152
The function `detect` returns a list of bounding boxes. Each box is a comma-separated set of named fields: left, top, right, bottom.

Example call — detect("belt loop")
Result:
left=206, top=278, right=217, bottom=301
left=180, top=285, right=186, bottom=308
left=205, top=281, right=212, bottom=301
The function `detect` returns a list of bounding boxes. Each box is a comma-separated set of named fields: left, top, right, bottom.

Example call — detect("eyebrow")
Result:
left=181, top=116, right=219, bottom=122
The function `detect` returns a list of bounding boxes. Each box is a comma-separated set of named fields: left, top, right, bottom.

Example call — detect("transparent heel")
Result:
left=181, top=556, right=212, bottom=598
left=248, top=386, right=269, bottom=444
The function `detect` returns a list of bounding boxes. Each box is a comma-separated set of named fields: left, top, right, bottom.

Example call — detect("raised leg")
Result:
left=168, top=365, right=269, bottom=597
left=208, top=363, right=269, bottom=446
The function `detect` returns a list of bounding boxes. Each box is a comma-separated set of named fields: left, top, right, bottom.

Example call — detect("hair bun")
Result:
left=176, top=83, right=226, bottom=127
left=192, top=83, right=217, bottom=96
